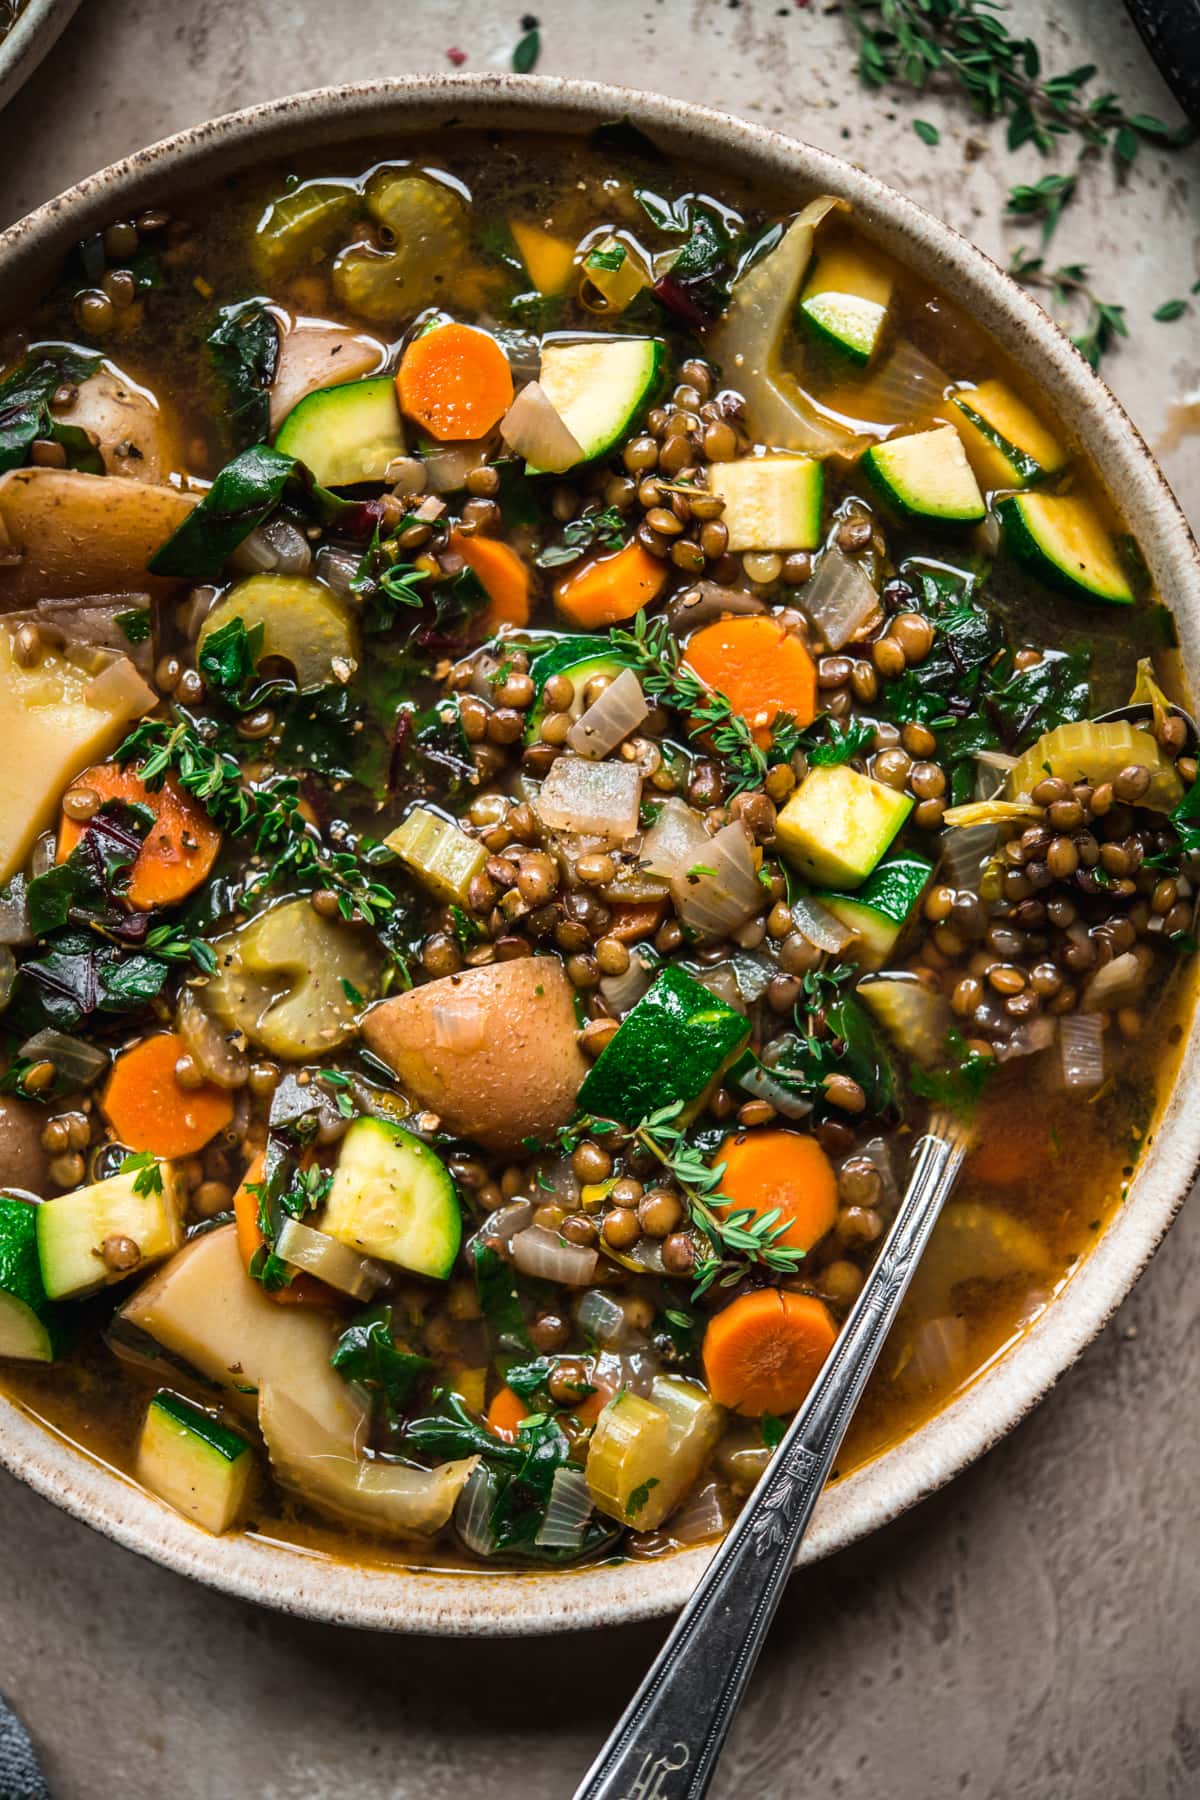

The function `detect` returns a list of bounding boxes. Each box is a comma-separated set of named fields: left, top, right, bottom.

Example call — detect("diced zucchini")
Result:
left=526, top=636, right=630, bottom=739
left=949, top=380, right=1066, bottom=490
left=136, top=1390, right=253, bottom=1534
left=0, top=1196, right=66, bottom=1362
left=585, top=1376, right=724, bottom=1529
left=533, top=339, right=663, bottom=470
left=1006, top=719, right=1182, bottom=814
left=274, top=376, right=405, bottom=488
left=864, top=425, right=986, bottom=523
left=998, top=491, right=1134, bottom=605
left=799, top=240, right=894, bottom=365
left=321, top=1116, right=461, bottom=1280
left=776, top=764, right=913, bottom=889
left=385, top=805, right=487, bottom=905
left=252, top=180, right=359, bottom=280
left=581, top=236, right=652, bottom=313
left=577, top=963, right=750, bottom=1127
left=706, top=454, right=824, bottom=552
left=857, top=973, right=951, bottom=1068
left=37, top=1163, right=183, bottom=1301
left=818, top=854, right=933, bottom=969
left=509, top=219, right=576, bottom=296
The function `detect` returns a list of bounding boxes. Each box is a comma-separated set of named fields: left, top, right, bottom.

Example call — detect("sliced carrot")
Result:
left=553, top=540, right=669, bottom=630
left=397, top=322, right=514, bottom=442
left=716, top=1129, right=838, bottom=1255
left=103, top=1031, right=233, bottom=1160
left=702, top=1288, right=838, bottom=1416
left=58, top=763, right=222, bottom=911
left=450, top=527, right=531, bottom=629
left=684, top=617, right=817, bottom=744
left=232, top=1152, right=326, bottom=1305
left=486, top=1384, right=529, bottom=1442
left=606, top=898, right=667, bottom=943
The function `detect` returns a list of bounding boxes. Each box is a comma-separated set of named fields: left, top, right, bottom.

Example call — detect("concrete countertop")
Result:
left=0, top=3, right=1197, bottom=1795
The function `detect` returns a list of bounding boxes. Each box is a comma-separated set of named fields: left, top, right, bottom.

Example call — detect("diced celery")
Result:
left=1006, top=719, right=1182, bottom=814
left=385, top=806, right=487, bottom=904
left=253, top=181, right=359, bottom=280
left=585, top=1377, right=724, bottom=1530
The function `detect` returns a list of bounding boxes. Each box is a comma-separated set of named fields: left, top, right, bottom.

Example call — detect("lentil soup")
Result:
left=0, top=126, right=1192, bottom=1572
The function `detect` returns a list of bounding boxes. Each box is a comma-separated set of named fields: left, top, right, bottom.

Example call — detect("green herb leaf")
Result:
left=909, top=1029, right=995, bottom=1120
left=147, top=444, right=355, bottom=581
left=512, top=26, right=540, bottom=73
left=331, top=1305, right=432, bottom=1423
left=114, top=606, right=152, bottom=645
left=120, top=1150, right=164, bottom=1198
left=1153, top=298, right=1188, bottom=323
left=913, top=119, right=940, bottom=145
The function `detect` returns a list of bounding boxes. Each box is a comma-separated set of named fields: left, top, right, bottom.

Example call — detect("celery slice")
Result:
left=1006, top=719, right=1182, bottom=814
left=386, top=806, right=487, bottom=904
left=585, top=1377, right=724, bottom=1530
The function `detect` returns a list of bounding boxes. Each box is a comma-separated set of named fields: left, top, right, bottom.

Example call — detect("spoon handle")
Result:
left=573, top=1113, right=969, bottom=1800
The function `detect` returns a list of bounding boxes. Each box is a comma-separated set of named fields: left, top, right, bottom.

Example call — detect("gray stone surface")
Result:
left=0, top=3, right=1197, bottom=1796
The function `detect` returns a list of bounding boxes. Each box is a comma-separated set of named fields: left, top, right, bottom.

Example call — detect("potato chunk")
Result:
left=0, top=468, right=197, bottom=603
left=362, top=957, right=588, bottom=1153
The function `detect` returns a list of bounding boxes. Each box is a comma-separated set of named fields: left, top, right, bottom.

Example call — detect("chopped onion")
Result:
left=728, top=949, right=774, bottom=1004
left=799, top=546, right=878, bottom=650
left=943, top=798, right=1045, bottom=830
left=674, top=822, right=762, bottom=938
left=384, top=455, right=429, bottom=497
left=500, top=380, right=583, bottom=473
left=455, top=1464, right=499, bottom=1558
left=431, top=996, right=488, bottom=1053
left=1081, top=950, right=1144, bottom=1013
left=83, top=655, right=157, bottom=719
left=939, top=822, right=998, bottom=892
left=997, top=1016, right=1057, bottom=1061
left=599, top=944, right=656, bottom=1018
left=0, top=876, right=31, bottom=947
left=858, top=974, right=952, bottom=1068
left=0, top=946, right=13, bottom=1012
left=690, top=963, right=744, bottom=1012
left=975, top=749, right=1019, bottom=776
left=18, top=1027, right=108, bottom=1087
left=666, top=582, right=766, bottom=633
left=313, top=543, right=362, bottom=597
left=511, top=1224, right=598, bottom=1287
left=29, top=833, right=56, bottom=879
left=177, top=989, right=250, bottom=1090
left=420, top=441, right=491, bottom=495
left=495, top=328, right=541, bottom=387
left=594, top=1346, right=659, bottom=1397
left=577, top=1288, right=633, bottom=1348
left=534, top=755, right=642, bottom=843
left=534, top=1466, right=595, bottom=1551
left=567, top=667, right=649, bottom=759
left=640, top=797, right=709, bottom=882
left=229, top=514, right=313, bottom=575
left=736, top=1057, right=811, bottom=1119
left=851, top=341, right=952, bottom=429
left=1060, top=1011, right=1105, bottom=1091
left=896, top=1315, right=968, bottom=1395
left=479, top=1199, right=535, bottom=1247
left=275, top=1217, right=389, bottom=1301
left=668, top=1477, right=728, bottom=1546
left=30, top=597, right=156, bottom=675
left=790, top=895, right=855, bottom=953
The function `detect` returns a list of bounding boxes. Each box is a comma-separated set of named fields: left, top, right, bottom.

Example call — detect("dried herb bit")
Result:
left=909, top=1029, right=995, bottom=1120
left=626, top=1476, right=660, bottom=1518
left=1008, top=251, right=1127, bottom=372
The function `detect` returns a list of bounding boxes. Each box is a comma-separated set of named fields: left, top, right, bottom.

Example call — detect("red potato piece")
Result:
left=268, top=317, right=386, bottom=434
left=0, top=1094, right=51, bottom=1195
left=0, top=468, right=198, bottom=603
left=53, top=368, right=187, bottom=484
left=362, top=957, right=588, bottom=1153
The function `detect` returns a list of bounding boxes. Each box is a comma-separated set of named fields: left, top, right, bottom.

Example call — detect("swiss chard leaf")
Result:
left=0, top=347, right=103, bottom=475
left=207, top=300, right=280, bottom=451
left=473, top=1241, right=530, bottom=1352
left=909, top=1030, right=996, bottom=1121
left=985, top=646, right=1091, bottom=743
left=350, top=527, right=427, bottom=632
left=25, top=799, right=153, bottom=936
left=8, top=932, right=168, bottom=1034
left=147, top=444, right=360, bottom=580
left=331, top=1305, right=433, bottom=1423
left=197, top=616, right=270, bottom=712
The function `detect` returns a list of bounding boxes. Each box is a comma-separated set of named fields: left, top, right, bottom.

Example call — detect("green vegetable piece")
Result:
left=577, top=964, right=750, bottom=1126
left=137, top=1390, right=253, bottom=1534
left=863, top=425, right=986, bottom=524
left=253, top=181, right=359, bottom=281
left=776, top=764, right=913, bottom=889
left=322, top=1116, right=461, bottom=1280
left=0, top=1196, right=67, bottom=1363
left=274, top=376, right=406, bottom=488
left=998, top=491, right=1135, bottom=604
left=817, top=854, right=933, bottom=969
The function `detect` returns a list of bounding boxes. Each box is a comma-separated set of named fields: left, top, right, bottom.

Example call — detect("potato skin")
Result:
left=362, top=957, right=588, bottom=1153
left=0, top=1095, right=50, bottom=1195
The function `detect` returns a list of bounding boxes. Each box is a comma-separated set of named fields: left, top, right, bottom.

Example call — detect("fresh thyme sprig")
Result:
left=1008, top=248, right=1128, bottom=372
left=630, top=1101, right=806, bottom=1296
left=609, top=611, right=798, bottom=795
left=116, top=718, right=395, bottom=925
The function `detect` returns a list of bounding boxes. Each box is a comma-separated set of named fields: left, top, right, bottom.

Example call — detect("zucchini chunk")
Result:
left=136, top=1390, right=254, bottom=1534
left=949, top=379, right=1066, bottom=491
left=37, top=1163, right=183, bottom=1301
left=197, top=573, right=360, bottom=692
left=799, top=240, right=894, bottom=365
left=577, top=964, right=750, bottom=1127
left=274, top=375, right=405, bottom=488
left=320, top=1116, right=462, bottom=1280
left=998, top=491, right=1134, bottom=604
left=706, top=453, right=824, bottom=551
left=776, top=764, right=913, bottom=889
left=0, top=1196, right=67, bottom=1362
left=863, top=425, right=986, bottom=524
left=533, top=338, right=663, bottom=470
left=817, top=854, right=933, bottom=969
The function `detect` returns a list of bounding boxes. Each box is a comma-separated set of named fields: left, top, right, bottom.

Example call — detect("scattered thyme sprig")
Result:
left=116, top=717, right=395, bottom=925
left=855, top=0, right=1189, bottom=242
left=609, top=611, right=798, bottom=795
left=1008, top=248, right=1128, bottom=372
left=631, top=1101, right=806, bottom=1296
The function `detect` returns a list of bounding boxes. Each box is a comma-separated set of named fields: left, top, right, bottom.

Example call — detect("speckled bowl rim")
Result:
left=0, top=0, right=80, bottom=116
left=0, top=74, right=1197, bottom=1637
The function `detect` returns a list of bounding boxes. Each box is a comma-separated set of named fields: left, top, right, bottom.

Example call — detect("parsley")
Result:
left=800, top=715, right=876, bottom=768
left=120, top=1150, right=164, bottom=1198
left=350, top=527, right=428, bottom=632
left=909, top=1029, right=995, bottom=1120
left=626, top=1476, right=660, bottom=1518
left=340, top=978, right=364, bottom=1006
left=1148, top=780, right=1200, bottom=870
left=586, top=245, right=626, bottom=272
left=197, top=615, right=276, bottom=712
left=114, top=607, right=151, bottom=645
left=206, top=300, right=279, bottom=451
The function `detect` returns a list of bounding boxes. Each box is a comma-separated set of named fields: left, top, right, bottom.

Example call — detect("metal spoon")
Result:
left=574, top=1108, right=970, bottom=1800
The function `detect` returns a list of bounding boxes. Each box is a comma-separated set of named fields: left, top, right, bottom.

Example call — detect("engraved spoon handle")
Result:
left=573, top=1112, right=970, bottom=1800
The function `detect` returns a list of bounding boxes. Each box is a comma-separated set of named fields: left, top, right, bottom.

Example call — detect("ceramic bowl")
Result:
left=0, top=0, right=80, bottom=115
left=0, top=75, right=1197, bottom=1636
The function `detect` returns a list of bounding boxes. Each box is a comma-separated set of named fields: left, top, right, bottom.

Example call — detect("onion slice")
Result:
left=850, top=341, right=953, bottom=430
left=534, top=1466, right=595, bottom=1551
left=674, top=822, right=762, bottom=938
left=599, top=943, right=656, bottom=1018
left=667, top=1477, right=728, bottom=1545
left=799, top=546, right=879, bottom=650
left=18, top=1026, right=108, bottom=1087
left=83, top=654, right=157, bottom=719
left=567, top=667, right=649, bottom=759
left=1081, top=950, right=1144, bottom=1013
left=0, top=876, right=31, bottom=947
left=455, top=1464, right=499, bottom=1558
left=274, top=1217, right=390, bottom=1301
left=500, top=380, right=583, bottom=473
left=790, top=895, right=855, bottom=953
left=511, top=1224, right=598, bottom=1287
left=1059, top=1011, right=1105, bottom=1091
left=534, top=755, right=642, bottom=843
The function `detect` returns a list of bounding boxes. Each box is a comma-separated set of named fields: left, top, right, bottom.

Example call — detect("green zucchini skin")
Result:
left=577, top=964, right=750, bottom=1126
